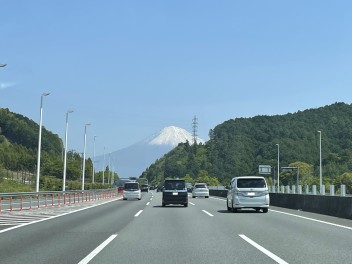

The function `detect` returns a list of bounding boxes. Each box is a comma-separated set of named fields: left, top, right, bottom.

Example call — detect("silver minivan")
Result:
left=227, top=176, right=269, bottom=213
left=123, top=182, right=141, bottom=200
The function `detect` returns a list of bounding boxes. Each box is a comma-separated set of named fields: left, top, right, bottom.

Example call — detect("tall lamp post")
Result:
left=92, top=135, right=97, bottom=184
left=82, top=123, right=91, bottom=190
left=276, top=143, right=280, bottom=191
left=62, top=110, right=73, bottom=191
left=102, top=146, right=106, bottom=185
left=35, top=92, right=50, bottom=192
left=318, top=130, right=322, bottom=191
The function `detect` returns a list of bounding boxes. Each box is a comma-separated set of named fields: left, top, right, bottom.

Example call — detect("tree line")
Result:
left=0, top=108, right=118, bottom=191
left=141, top=102, right=352, bottom=193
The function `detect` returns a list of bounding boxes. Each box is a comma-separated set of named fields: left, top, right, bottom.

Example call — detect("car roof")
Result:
left=165, top=179, right=184, bottom=181
left=232, top=176, right=265, bottom=179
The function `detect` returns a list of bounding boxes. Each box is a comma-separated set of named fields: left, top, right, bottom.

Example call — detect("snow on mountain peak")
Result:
left=147, top=126, right=204, bottom=147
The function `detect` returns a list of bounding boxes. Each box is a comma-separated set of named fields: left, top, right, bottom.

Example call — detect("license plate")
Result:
left=247, top=192, right=255, bottom=196
left=172, top=192, right=178, bottom=196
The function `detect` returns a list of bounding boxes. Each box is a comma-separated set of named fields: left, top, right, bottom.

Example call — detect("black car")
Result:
left=162, top=179, right=188, bottom=207
left=141, top=184, right=149, bottom=192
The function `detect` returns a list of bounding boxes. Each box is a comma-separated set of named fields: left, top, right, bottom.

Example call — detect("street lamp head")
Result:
left=317, top=130, right=321, bottom=133
left=0, top=64, right=7, bottom=67
left=67, top=110, right=74, bottom=114
left=42, top=92, right=50, bottom=97
left=85, top=123, right=91, bottom=127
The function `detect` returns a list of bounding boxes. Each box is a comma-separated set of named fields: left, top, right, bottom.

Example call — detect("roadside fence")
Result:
left=0, top=189, right=120, bottom=213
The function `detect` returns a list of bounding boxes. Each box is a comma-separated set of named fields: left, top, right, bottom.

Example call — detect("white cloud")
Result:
left=0, top=82, right=17, bottom=90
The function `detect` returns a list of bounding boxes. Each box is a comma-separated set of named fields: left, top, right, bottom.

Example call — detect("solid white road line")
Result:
left=78, top=234, right=118, bottom=264
left=189, top=202, right=195, bottom=206
left=270, top=209, right=352, bottom=230
left=202, top=210, right=214, bottom=217
left=134, top=210, right=143, bottom=217
left=146, top=202, right=150, bottom=206
left=239, top=234, right=288, bottom=264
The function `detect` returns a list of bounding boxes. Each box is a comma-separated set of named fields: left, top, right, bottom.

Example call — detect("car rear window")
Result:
left=124, top=182, right=139, bottom=190
left=237, top=179, right=266, bottom=188
left=194, top=184, right=206, bottom=188
left=164, top=180, right=185, bottom=190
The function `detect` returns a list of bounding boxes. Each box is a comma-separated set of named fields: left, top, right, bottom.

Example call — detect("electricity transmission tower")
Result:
left=192, top=116, right=198, bottom=145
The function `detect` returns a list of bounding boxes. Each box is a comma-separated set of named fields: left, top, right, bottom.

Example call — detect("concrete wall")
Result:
left=209, top=190, right=352, bottom=220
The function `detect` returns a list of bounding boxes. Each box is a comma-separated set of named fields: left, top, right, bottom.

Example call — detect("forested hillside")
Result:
left=0, top=108, right=115, bottom=191
left=141, top=102, right=352, bottom=192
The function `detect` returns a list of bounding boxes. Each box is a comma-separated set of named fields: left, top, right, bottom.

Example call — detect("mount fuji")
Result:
left=94, top=126, right=204, bottom=178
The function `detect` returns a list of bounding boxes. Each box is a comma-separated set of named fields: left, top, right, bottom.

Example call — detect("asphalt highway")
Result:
left=0, top=191, right=351, bottom=264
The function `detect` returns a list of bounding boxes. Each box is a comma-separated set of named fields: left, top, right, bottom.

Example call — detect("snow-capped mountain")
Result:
left=95, top=126, right=204, bottom=178
left=142, top=126, right=204, bottom=147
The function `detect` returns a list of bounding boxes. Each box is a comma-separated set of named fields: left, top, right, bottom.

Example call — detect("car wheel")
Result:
left=227, top=199, right=231, bottom=211
left=192, top=196, right=195, bottom=198
left=231, top=202, right=238, bottom=213
left=263, top=208, right=268, bottom=213
left=138, top=198, right=141, bottom=200
left=123, top=198, right=127, bottom=200
left=206, top=196, right=209, bottom=198
left=184, top=203, right=188, bottom=207
left=162, top=203, right=166, bottom=207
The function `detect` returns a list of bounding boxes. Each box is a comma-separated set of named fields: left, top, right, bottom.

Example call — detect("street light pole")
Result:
left=108, top=153, right=111, bottom=185
left=35, top=92, right=50, bottom=192
left=318, top=130, right=322, bottom=191
left=102, top=146, right=106, bottom=185
left=92, top=135, right=97, bottom=184
left=62, top=110, right=73, bottom=191
left=82, top=123, right=91, bottom=190
left=276, top=143, right=280, bottom=191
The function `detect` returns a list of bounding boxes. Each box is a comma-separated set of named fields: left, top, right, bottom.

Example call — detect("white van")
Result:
left=123, top=182, right=141, bottom=200
left=226, top=176, right=269, bottom=213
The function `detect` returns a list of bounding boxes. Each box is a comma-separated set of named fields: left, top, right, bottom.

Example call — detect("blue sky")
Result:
left=1, top=1, right=352, bottom=157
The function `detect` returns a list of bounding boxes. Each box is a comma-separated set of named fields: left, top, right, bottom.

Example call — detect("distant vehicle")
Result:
left=227, top=176, right=269, bottom=213
left=141, top=184, right=149, bottom=192
left=186, top=182, right=193, bottom=192
left=162, top=179, right=188, bottom=207
left=117, top=186, right=124, bottom=193
left=123, top=182, right=141, bottom=200
left=192, top=183, right=209, bottom=198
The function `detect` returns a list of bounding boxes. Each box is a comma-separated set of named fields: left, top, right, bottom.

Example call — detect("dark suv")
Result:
left=162, top=179, right=188, bottom=207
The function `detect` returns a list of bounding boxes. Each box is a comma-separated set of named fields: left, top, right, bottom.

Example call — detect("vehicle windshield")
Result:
left=164, top=180, right=185, bottom=190
left=194, top=184, right=206, bottom=188
left=237, top=179, right=266, bottom=188
left=124, top=183, right=139, bottom=190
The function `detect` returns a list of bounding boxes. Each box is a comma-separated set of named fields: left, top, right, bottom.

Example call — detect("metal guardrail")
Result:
left=0, top=189, right=121, bottom=213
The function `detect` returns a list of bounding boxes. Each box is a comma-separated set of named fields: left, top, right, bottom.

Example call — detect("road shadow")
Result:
left=217, top=209, right=264, bottom=214
left=153, top=205, right=188, bottom=208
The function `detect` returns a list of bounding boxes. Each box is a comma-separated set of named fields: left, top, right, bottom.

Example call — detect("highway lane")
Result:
left=192, top=196, right=352, bottom=263
left=0, top=193, right=153, bottom=264
left=85, top=193, right=352, bottom=264
left=0, top=191, right=351, bottom=263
